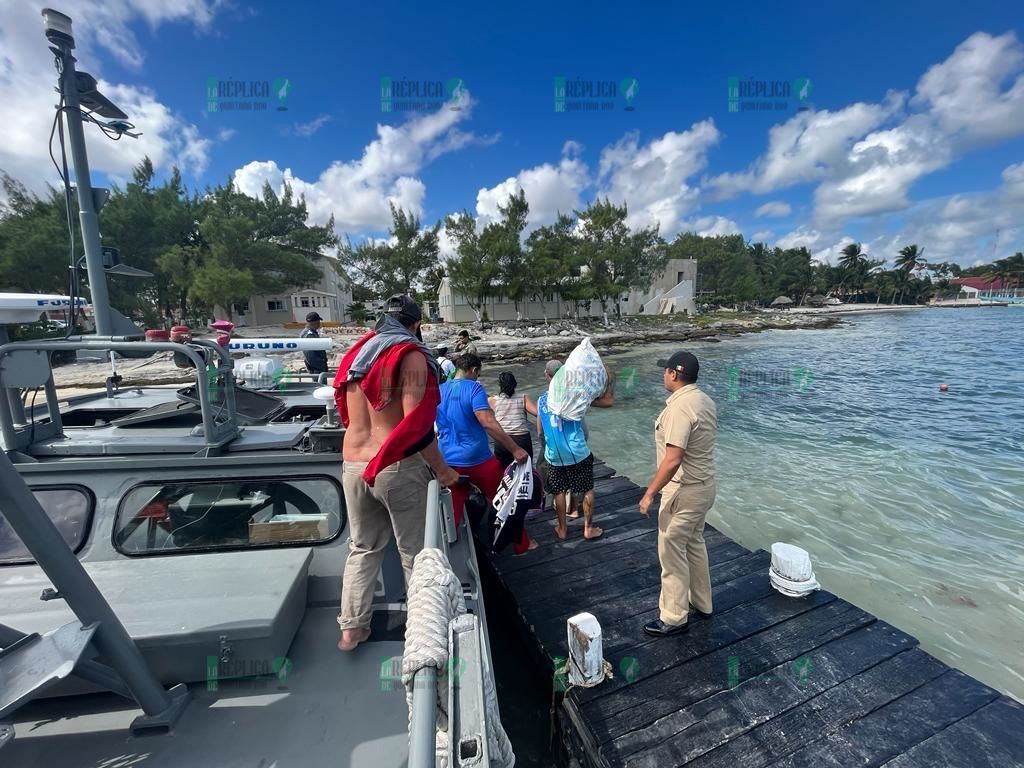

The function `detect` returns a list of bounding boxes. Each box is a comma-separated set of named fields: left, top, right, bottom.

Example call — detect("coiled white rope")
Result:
left=402, top=547, right=514, bottom=768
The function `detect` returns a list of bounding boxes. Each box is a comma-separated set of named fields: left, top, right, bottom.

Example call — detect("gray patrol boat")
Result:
left=0, top=9, right=509, bottom=767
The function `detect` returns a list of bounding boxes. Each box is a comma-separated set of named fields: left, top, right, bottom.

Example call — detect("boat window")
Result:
left=0, top=487, right=94, bottom=565
left=113, top=477, right=345, bottom=555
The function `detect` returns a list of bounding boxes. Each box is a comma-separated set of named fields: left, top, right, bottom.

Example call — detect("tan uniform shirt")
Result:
left=655, top=383, right=717, bottom=484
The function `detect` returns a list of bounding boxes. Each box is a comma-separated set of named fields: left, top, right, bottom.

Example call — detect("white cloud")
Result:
left=707, top=32, right=1024, bottom=231
left=475, top=140, right=589, bottom=229
left=863, top=160, right=1024, bottom=264
left=288, top=114, right=332, bottom=137
left=233, top=92, right=491, bottom=233
left=707, top=100, right=899, bottom=199
left=0, top=1, right=217, bottom=199
left=913, top=31, right=1024, bottom=146
left=683, top=215, right=741, bottom=237
left=597, top=120, right=720, bottom=233
left=754, top=201, right=791, bottom=218
left=752, top=229, right=774, bottom=241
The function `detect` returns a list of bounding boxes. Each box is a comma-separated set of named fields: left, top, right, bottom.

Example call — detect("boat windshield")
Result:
left=114, top=476, right=345, bottom=555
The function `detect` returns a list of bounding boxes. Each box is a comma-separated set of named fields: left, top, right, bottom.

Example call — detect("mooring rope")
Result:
left=402, top=547, right=514, bottom=767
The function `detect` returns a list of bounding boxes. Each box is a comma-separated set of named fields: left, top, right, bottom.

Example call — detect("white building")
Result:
left=437, top=279, right=602, bottom=323
left=617, top=258, right=698, bottom=316
left=228, top=254, right=353, bottom=325
left=436, top=257, right=698, bottom=322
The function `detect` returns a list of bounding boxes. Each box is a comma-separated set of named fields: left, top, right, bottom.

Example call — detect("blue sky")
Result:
left=2, top=0, right=1023, bottom=266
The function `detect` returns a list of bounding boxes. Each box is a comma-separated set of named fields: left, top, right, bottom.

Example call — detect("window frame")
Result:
left=112, top=474, right=347, bottom=558
left=0, top=484, right=96, bottom=566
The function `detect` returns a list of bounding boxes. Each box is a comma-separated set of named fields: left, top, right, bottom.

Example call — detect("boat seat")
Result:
left=0, top=549, right=311, bottom=687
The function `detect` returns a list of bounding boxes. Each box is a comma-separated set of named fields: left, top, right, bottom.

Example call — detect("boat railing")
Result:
left=0, top=337, right=240, bottom=456
left=408, top=482, right=502, bottom=768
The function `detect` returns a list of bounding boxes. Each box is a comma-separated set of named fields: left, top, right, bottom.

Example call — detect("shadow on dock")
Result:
left=480, top=459, right=1024, bottom=768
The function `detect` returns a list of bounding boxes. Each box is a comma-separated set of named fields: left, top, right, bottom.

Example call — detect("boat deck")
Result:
left=6, top=606, right=412, bottom=768
left=484, top=459, right=1024, bottom=767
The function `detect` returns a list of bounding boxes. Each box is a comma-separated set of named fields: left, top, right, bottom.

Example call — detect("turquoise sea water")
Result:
left=482, top=306, right=1024, bottom=705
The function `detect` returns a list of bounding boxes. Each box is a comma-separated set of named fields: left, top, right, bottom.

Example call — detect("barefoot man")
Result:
left=334, top=295, right=459, bottom=651
left=537, top=361, right=614, bottom=540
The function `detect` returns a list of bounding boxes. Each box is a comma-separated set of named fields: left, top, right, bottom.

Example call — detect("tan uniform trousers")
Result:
left=658, top=479, right=716, bottom=626
left=339, top=458, right=432, bottom=630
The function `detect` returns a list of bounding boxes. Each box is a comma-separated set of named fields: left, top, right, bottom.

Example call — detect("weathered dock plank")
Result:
left=478, top=460, right=1024, bottom=768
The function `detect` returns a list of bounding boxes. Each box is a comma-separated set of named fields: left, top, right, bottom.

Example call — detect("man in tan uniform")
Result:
left=639, top=350, right=717, bottom=637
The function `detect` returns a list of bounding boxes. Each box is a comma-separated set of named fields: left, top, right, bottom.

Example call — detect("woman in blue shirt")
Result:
left=436, top=354, right=534, bottom=551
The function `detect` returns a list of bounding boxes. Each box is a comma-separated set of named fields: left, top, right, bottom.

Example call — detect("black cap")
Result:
left=305, top=311, right=322, bottom=322
left=657, top=350, right=699, bottom=380
left=384, top=294, right=422, bottom=324
left=458, top=330, right=470, bottom=337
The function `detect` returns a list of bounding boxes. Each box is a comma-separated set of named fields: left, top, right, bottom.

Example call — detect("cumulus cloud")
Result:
left=706, top=32, right=1024, bottom=231
left=707, top=100, right=899, bottom=199
left=597, top=120, right=720, bottom=232
left=475, top=141, right=589, bottom=229
left=682, top=215, right=741, bottom=237
left=754, top=201, right=791, bottom=218
left=233, top=92, right=493, bottom=233
left=0, top=1, right=217, bottom=199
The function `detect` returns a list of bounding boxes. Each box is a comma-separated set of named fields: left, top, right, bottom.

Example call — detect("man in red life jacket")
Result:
left=334, top=295, right=459, bottom=651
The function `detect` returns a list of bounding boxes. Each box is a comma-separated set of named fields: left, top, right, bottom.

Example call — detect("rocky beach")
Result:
left=48, top=311, right=842, bottom=391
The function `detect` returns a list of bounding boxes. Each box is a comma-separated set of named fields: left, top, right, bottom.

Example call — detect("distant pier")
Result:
left=481, top=458, right=1024, bottom=767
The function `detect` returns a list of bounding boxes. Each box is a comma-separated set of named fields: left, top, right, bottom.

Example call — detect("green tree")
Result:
left=340, top=203, right=439, bottom=298
left=190, top=261, right=256, bottom=319
left=574, top=199, right=666, bottom=319
left=0, top=174, right=79, bottom=294
left=525, top=213, right=576, bottom=322
left=838, top=242, right=868, bottom=300
left=895, top=244, right=924, bottom=274
left=492, top=189, right=531, bottom=314
left=445, top=212, right=499, bottom=323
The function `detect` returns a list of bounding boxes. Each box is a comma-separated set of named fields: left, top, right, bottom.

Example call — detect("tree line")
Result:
left=2, top=158, right=1022, bottom=326
left=0, top=158, right=337, bottom=325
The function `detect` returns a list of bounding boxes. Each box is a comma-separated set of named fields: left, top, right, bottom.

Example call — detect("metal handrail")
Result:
left=409, top=480, right=445, bottom=768
left=0, top=339, right=239, bottom=453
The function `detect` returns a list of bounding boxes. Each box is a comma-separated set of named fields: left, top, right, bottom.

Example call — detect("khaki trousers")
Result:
left=339, top=458, right=432, bottom=630
left=657, top=479, right=716, bottom=625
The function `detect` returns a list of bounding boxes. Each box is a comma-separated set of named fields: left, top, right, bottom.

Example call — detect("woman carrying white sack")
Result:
left=536, top=339, right=615, bottom=540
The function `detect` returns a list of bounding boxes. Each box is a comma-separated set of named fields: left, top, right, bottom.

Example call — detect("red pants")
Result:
left=450, top=456, right=532, bottom=555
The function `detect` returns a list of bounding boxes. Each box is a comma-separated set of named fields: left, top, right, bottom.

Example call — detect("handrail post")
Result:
left=409, top=478, right=442, bottom=768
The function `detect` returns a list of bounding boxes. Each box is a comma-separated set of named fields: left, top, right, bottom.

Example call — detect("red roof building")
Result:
left=952, top=277, right=1009, bottom=291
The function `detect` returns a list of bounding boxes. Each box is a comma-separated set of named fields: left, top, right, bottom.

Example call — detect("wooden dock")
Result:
left=482, top=459, right=1024, bottom=768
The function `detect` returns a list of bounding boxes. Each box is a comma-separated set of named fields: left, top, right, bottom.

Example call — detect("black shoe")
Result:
left=690, top=605, right=712, bottom=619
left=643, top=619, right=689, bottom=637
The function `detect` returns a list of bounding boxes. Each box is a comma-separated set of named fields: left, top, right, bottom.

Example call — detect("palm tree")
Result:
left=838, top=243, right=867, bottom=301
left=895, top=244, right=924, bottom=273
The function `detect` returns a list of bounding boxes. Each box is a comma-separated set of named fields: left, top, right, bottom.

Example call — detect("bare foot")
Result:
left=338, top=627, right=371, bottom=651
left=555, top=525, right=568, bottom=540
left=527, top=537, right=539, bottom=551
left=583, top=526, right=604, bottom=540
